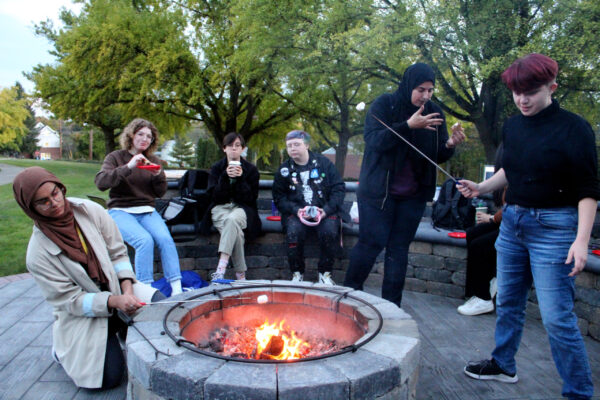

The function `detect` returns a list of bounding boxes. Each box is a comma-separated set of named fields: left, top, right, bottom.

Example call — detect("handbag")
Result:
left=163, top=198, right=185, bottom=221
left=158, top=197, right=197, bottom=224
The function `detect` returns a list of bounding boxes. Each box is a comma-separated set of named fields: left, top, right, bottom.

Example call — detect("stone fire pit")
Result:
left=126, top=280, right=420, bottom=400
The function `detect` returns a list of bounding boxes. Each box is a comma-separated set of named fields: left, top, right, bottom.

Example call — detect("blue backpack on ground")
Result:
left=151, top=270, right=208, bottom=297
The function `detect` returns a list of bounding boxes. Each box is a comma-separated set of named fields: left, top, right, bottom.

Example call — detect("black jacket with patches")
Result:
left=200, top=157, right=262, bottom=240
left=272, top=151, right=347, bottom=223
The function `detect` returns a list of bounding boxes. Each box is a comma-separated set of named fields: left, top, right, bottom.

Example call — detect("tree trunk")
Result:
left=102, top=127, right=116, bottom=155
left=335, top=133, right=349, bottom=178
left=473, top=79, right=511, bottom=163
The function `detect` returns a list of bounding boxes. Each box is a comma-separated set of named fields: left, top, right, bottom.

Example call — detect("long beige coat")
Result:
left=25, top=198, right=154, bottom=388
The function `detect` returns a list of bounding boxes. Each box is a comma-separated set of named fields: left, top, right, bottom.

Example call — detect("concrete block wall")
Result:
left=149, top=232, right=600, bottom=342
left=157, top=176, right=600, bottom=341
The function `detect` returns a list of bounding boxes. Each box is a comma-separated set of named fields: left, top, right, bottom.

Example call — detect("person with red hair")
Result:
left=458, top=53, right=597, bottom=399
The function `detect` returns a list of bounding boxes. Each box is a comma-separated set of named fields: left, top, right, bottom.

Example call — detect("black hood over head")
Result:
left=394, top=63, right=436, bottom=118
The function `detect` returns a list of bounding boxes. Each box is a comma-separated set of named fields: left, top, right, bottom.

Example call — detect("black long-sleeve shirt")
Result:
left=503, top=99, right=600, bottom=207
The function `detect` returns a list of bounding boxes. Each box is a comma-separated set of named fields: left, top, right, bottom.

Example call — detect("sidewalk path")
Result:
left=0, top=163, right=24, bottom=186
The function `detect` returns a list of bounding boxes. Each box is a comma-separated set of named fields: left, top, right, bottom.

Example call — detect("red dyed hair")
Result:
left=501, top=53, right=558, bottom=94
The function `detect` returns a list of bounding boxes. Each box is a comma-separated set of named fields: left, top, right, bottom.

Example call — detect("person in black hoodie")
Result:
left=201, top=132, right=261, bottom=281
left=458, top=54, right=597, bottom=399
left=272, top=130, right=347, bottom=285
left=344, top=63, right=465, bottom=306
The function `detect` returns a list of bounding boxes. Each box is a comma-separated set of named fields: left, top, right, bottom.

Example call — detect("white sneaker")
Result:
left=291, top=272, right=303, bottom=282
left=318, top=272, right=335, bottom=285
left=457, top=296, right=494, bottom=316
left=489, top=277, right=497, bottom=299
left=211, top=270, right=225, bottom=281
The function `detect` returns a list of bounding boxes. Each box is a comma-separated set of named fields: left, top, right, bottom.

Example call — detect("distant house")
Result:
left=322, top=148, right=361, bottom=179
left=34, top=123, right=60, bottom=160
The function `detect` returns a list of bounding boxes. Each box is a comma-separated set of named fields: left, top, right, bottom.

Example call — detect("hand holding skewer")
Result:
left=456, top=179, right=480, bottom=198
left=108, top=293, right=143, bottom=315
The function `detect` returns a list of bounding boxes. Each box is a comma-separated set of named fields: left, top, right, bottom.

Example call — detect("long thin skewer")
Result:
left=140, top=297, right=254, bottom=306
left=370, top=113, right=458, bottom=184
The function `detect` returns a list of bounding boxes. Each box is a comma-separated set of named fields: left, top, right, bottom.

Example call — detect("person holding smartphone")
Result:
left=200, top=132, right=261, bottom=281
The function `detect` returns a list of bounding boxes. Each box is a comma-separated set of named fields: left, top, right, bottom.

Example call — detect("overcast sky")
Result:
left=0, top=0, right=82, bottom=93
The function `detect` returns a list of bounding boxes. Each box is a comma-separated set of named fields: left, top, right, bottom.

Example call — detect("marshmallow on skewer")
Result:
left=356, top=102, right=366, bottom=111
left=257, top=294, right=268, bottom=304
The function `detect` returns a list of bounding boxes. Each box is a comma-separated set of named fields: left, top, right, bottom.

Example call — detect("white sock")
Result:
left=216, top=259, right=228, bottom=273
left=170, top=279, right=182, bottom=296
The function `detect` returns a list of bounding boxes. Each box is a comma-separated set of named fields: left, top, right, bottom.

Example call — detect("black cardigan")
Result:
left=503, top=99, right=600, bottom=207
left=200, top=157, right=262, bottom=240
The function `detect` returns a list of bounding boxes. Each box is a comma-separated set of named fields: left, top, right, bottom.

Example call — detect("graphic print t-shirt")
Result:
left=291, top=162, right=324, bottom=208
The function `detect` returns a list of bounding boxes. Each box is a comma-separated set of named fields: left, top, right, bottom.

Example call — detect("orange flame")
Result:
left=255, top=320, right=310, bottom=360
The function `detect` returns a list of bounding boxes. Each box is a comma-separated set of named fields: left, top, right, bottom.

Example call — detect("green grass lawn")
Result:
left=0, top=159, right=105, bottom=277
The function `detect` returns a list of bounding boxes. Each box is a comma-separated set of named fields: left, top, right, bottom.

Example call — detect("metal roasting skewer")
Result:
left=369, top=113, right=459, bottom=184
left=140, top=297, right=255, bottom=306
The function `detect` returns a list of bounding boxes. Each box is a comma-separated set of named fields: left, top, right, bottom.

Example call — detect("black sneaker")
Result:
left=464, top=359, right=518, bottom=383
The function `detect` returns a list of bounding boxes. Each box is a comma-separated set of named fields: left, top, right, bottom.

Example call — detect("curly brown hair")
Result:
left=119, top=118, right=159, bottom=154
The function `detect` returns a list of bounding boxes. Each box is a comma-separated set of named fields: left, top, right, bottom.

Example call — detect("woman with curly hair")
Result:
left=95, top=118, right=182, bottom=296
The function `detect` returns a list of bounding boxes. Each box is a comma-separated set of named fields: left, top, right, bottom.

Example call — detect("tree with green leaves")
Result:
left=28, top=0, right=191, bottom=154
left=170, top=135, right=196, bottom=168
left=233, top=0, right=393, bottom=175
left=29, top=0, right=300, bottom=158
left=0, top=86, right=28, bottom=151
left=196, top=137, right=223, bottom=169
left=12, top=83, right=39, bottom=156
left=375, top=0, right=600, bottom=162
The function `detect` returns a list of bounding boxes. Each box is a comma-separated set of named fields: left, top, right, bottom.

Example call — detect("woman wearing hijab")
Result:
left=95, top=118, right=182, bottom=296
left=344, top=62, right=465, bottom=306
left=13, top=167, right=163, bottom=389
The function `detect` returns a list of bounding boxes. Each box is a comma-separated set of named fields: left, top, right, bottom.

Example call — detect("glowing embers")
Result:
left=200, top=319, right=347, bottom=360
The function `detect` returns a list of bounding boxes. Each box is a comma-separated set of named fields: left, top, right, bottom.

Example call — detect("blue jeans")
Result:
left=344, top=197, right=426, bottom=306
left=108, top=210, right=182, bottom=284
left=493, top=205, right=593, bottom=399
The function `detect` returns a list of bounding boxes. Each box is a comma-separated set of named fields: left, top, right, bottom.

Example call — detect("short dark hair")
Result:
left=501, top=53, right=558, bottom=94
left=222, top=132, right=245, bottom=148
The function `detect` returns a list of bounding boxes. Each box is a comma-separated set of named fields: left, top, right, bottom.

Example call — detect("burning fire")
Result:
left=255, top=320, right=309, bottom=360
left=202, top=319, right=343, bottom=360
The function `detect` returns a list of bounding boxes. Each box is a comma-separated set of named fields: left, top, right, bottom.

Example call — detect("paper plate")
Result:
left=448, top=232, right=466, bottom=239
left=266, top=216, right=281, bottom=221
left=137, top=164, right=161, bottom=171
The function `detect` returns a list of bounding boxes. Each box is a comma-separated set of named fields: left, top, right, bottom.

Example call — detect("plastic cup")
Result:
left=476, top=206, right=488, bottom=223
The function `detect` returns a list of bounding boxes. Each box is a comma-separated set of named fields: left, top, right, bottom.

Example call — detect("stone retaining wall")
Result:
left=150, top=231, right=600, bottom=341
